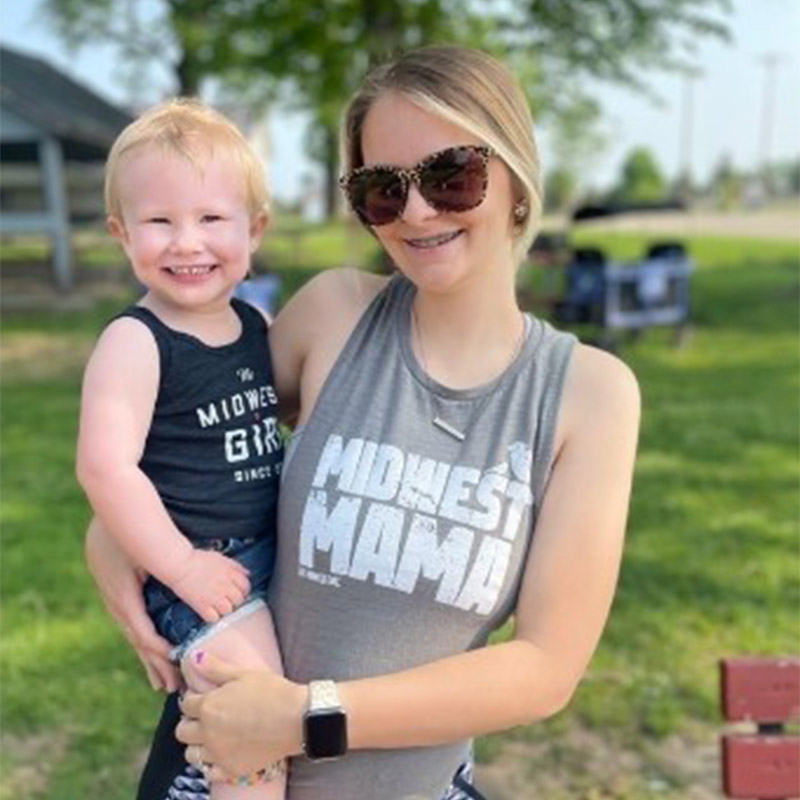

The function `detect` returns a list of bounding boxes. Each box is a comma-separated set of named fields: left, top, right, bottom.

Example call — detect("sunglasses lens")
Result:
left=342, top=147, right=490, bottom=225
left=347, top=169, right=406, bottom=226
left=419, top=148, right=488, bottom=212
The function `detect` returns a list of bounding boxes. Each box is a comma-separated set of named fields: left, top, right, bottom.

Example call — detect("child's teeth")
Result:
left=172, top=265, right=212, bottom=274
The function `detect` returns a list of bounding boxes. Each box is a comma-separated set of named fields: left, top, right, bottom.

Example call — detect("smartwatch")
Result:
left=302, top=680, right=348, bottom=761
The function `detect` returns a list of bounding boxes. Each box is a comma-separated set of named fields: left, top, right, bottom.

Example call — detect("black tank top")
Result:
left=118, top=299, right=282, bottom=543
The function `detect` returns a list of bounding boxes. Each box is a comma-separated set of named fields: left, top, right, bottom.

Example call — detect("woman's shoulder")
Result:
left=570, top=342, right=639, bottom=391
left=270, top=268, right=389, bottom=365
left=284, top=267, right=388, bottom=323
left=560, top=342, right=641, bottom=438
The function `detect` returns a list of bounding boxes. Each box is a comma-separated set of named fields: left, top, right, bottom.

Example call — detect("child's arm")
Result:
left=76, top=317, right=251, bottom=623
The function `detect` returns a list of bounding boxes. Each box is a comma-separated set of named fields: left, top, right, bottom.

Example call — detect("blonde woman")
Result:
left=88, top=45, right=639, bottom=800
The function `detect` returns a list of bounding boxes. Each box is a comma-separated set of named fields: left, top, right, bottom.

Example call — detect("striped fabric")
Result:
left=165, top=764, right=207, bottom=800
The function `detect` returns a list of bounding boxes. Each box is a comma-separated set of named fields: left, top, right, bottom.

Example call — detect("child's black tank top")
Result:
left=117, top=298, right=283, bottom=543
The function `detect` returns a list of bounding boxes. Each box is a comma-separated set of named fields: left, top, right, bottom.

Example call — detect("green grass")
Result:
left=482, top=233, right=800, bottom=789
left=2, top=231, right=798, bottom=798
left=0, top=219, right=381, bottom=311
left=571, top=229, right=800, bottom=269
left=262, top=217, right=380, bottom=272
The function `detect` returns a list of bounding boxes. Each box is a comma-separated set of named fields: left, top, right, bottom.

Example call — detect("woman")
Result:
left=88, top=45, right=640, bottom=800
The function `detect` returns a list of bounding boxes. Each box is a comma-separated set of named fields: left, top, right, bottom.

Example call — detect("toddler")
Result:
left=77, top=99, right=285, bottom=799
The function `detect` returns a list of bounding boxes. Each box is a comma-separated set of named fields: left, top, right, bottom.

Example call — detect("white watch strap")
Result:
left=308, top=679, right=341, bottom=711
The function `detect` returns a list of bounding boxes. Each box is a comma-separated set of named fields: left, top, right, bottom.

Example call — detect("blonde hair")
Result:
left=105, top=97, right=269, bottom=220
left=341, top=45, right=542, bottom=261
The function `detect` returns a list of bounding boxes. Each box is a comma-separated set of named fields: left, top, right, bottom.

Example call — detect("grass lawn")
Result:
left=1, top=231, right=798, bottom=799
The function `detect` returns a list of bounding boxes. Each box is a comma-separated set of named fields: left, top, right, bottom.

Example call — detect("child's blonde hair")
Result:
left=342, top=46, right=542, bottom=262
left=105, top=97, right=269, bottom=220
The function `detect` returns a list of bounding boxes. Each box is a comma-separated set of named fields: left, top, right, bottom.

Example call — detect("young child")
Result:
left=76, top=99, right=286, bottom=799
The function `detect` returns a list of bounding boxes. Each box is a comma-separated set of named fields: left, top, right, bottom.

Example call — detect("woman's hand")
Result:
left=85, top=518, right=180, bottom=692
left=177, top=652, right=307, bottom=775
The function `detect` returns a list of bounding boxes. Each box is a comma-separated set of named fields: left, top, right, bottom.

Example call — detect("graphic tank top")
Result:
left=118, top=299, right=282, bottom=543
left=270, top=275, right=576, bottom=800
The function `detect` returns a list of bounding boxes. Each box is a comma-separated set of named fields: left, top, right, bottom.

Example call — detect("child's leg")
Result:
left=182, top=602, right=286, bottom=800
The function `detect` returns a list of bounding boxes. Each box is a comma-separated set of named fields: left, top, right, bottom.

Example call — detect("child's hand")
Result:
left=171, top=550, right=252, bottom=623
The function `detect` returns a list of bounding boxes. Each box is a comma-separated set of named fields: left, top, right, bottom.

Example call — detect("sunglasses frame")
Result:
left=339, top=144, right=496, bottom=226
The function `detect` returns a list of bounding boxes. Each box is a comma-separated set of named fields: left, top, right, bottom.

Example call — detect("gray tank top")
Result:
left=270, top=274, right=576, bottom=800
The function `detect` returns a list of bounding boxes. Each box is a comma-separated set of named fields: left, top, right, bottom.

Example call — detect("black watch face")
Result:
left=304, top=709, right=348, bottom=760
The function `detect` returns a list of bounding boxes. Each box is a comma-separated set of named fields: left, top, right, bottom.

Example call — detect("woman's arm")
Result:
left=269, top=267, right=388, bottom=426
left=85, top=518, right=181, bottom=692
left=177, top=345, right=640, bottom=772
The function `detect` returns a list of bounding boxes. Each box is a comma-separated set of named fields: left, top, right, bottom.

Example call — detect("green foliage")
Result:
left=517, top=0, right=731, bottom=88
left=768, top=158, right=800, bottom=196
left=545, top=94, right=609, bottom=190
left=40, top=0, right=732, bottom=215
left=41, top=0, right=733, bottom=96
left=708, top=154, right=743, bottom=209
left=544, top=166, right=578, bottom=212
left=613, top=146, right=668, bottom=204
left=1, top=302, right=164, bottom=799
left=2, top=231, right=796, bottom=798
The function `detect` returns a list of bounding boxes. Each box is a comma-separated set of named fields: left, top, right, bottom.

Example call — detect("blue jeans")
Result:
left=143, top=536, right=276, bottom=660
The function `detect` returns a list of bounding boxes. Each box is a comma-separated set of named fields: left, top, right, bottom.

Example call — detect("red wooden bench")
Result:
left=720, top=657, right=800, bottom=799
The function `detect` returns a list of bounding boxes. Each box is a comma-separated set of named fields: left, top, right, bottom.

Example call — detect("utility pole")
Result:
left=677, top=69, right=698, bottom=203
left=757, top=53, right=785, bottom=194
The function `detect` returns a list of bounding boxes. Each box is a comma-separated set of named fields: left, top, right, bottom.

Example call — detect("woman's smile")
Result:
left=403, top=229, right=464, bottom=249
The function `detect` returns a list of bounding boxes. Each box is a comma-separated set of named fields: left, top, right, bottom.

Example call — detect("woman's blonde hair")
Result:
left=105, top=97, right=269, bottom=220
left=341, top=45, right=542, bottom=261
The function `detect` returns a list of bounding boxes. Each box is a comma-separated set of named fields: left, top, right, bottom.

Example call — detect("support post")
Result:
left=39, top=136, right=73, bottom=292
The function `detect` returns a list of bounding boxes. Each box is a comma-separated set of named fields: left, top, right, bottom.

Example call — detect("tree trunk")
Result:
left=175, top=51, right=201, bottom=95
left=322, top=122, right=339, bottom=220
left=362, top=0, right=403, bottom=64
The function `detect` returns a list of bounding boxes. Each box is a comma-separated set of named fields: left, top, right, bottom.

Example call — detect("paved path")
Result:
left=544, top=207, right=799, bottom=240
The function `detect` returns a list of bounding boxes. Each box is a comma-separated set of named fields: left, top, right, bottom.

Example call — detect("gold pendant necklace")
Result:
left=411, top=302, right=526, bottom=442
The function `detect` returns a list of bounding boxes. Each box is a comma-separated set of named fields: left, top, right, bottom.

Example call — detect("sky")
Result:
left=2, top=0, right=798, bottom=202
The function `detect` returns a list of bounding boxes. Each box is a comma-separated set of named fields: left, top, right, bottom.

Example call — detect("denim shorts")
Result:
left=143, top=535, right=276, bottom=661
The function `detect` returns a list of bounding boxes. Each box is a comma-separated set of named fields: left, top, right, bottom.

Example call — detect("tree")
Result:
left=506, top=0, right=730, bottom=90
left=671, top=169, right=695, bottom=205
left=227, top=0, right=468, bottom=216
left=613, top=147, right=667, bottom=204
left=544, top=167, right=577, bottom=213
left=41, top=0, right=732, bottom=217
left=41, top=0, right=249, bottom=96
left=764, top=158, right=800, bottom=198
left=543, top=94, right=608, bottom=209
left=708, top=154, right=742, bottom=209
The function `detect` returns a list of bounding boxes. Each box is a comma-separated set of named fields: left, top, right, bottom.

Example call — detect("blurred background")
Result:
left=1, top=1, right=798, bottom=799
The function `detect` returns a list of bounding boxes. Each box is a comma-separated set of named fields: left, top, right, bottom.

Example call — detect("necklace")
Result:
left=411, top=302, right=527, bottom=442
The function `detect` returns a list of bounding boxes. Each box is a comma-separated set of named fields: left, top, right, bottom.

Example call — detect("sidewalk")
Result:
left=543, top=206, right=799, bottom=241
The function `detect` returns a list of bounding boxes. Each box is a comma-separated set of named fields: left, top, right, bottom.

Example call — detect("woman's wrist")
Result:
left=283, top=679, right=309, bottom=758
